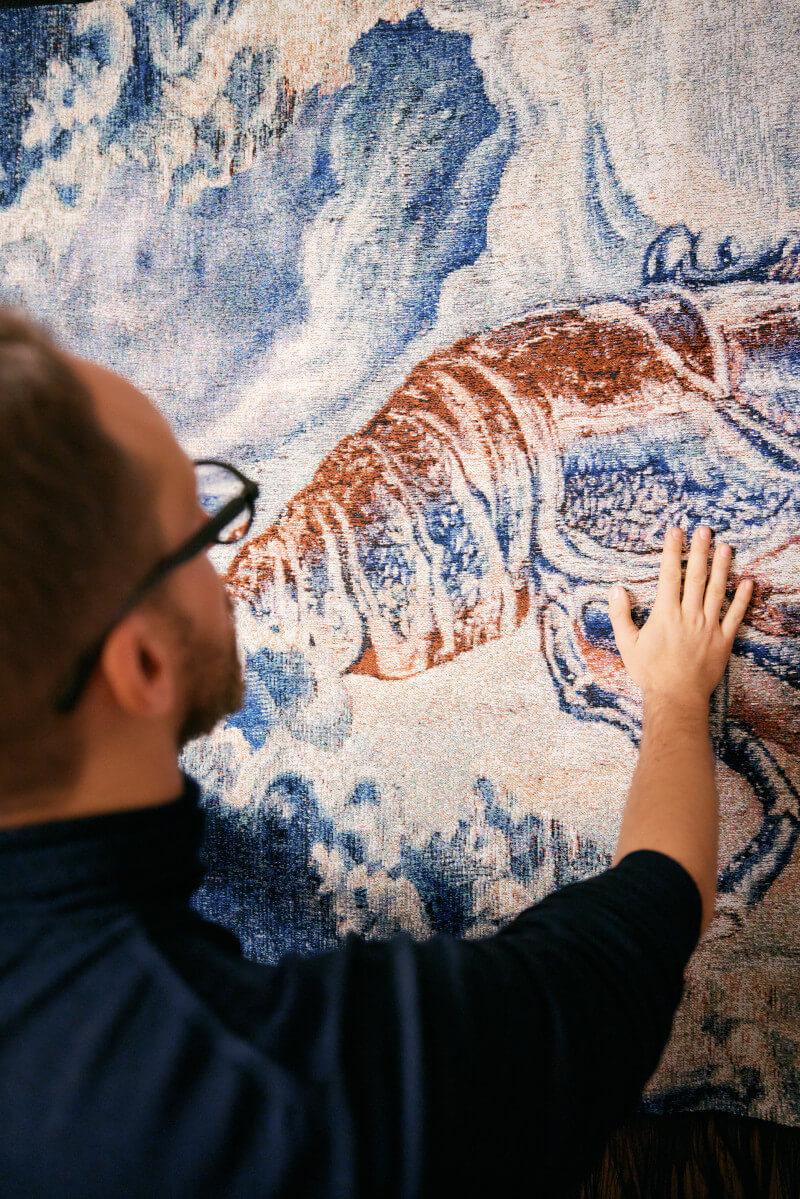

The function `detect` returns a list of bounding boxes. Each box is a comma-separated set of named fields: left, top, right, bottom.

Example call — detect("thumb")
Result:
left=607, top=585, right=636, bottom=659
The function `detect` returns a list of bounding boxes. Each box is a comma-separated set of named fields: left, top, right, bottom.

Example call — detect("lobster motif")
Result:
left=226, top=278, right=800, bottom=936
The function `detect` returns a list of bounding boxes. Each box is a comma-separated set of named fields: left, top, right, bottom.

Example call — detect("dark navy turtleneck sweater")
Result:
left=0, top=772, right=701, bottom=1198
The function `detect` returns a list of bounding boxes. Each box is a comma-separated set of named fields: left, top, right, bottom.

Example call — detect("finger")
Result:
left=607, top=585, right=637, bottom=660
left=703, top=539, right=731, bottom=623
left=653, top=526, right=684, bottom=610
left=721, top=577, right=754, bottom=642
left=682, top=526, right=712, bottom=614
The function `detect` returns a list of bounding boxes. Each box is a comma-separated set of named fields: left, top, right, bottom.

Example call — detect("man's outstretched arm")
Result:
left=609, top=524, right=753, bottom=936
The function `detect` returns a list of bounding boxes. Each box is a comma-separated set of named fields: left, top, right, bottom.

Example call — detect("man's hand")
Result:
left=607, top=526, right=754, bottom=706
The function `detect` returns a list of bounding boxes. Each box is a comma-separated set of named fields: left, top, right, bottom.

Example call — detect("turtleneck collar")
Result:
left=0, top=772, right=205, bottom=911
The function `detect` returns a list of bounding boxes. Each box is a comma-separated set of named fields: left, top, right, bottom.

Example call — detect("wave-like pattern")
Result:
left=192, top=770, right=610, bottom=959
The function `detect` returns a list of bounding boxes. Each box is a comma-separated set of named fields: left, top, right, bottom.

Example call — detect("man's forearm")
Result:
left=611, top=695, right=717, bottom=937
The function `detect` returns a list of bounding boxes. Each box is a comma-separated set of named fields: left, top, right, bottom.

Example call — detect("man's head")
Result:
left=0, top=305, right=244, bottom=815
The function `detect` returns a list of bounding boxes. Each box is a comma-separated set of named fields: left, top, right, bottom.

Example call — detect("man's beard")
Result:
left=161, top=591, right=245, bottom=749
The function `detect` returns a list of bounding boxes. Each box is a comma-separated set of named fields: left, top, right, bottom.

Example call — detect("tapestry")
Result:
left=1, top=0, right=799, bottom=1127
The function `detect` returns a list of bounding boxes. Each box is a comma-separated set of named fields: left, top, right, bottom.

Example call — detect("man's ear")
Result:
left=99, top=611, right=177, bottom=718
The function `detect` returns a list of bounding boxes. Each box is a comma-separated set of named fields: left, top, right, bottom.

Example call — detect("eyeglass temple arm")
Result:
left=53, top=484, right=258, bottom=715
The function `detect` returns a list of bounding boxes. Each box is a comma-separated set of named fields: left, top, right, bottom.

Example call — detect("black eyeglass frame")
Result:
left=52, top=458, right=259, bottom=716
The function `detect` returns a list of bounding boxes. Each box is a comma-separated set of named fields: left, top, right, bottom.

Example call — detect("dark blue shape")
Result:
left=117, top=1, right=213, bottom=154
left=98, top=4, right=161, bottom=150
left=734, top=631, right=800, bottom=689
left=52, top=128, right=72, bottom=160
left=642, top=222, right=800, bottom=286
left=347, top=780, right=381, bottom=807
left=253, top=646, right=316, bottom=709
left=638, top=1078, right=765, bottom=1118
left=192, top=772, right=338, bottom=963
left=226, top=684, right=277, bottom=751
left=401, top=827, right=475, bottom=937
left=54, top=183, right=79, bottom=208
left=305, top=141, right=338, bottom=208
left=340, top=830, right=367, bottom=867
left=476, top=776, right=610, bottom=889
left=422, top=493, right=487, bottom=597
left=580, top=601, right=617, bottom=653
left=334, top=8, right=513, bottom=343
left=227, top=647, right=353, bottom=752
left=643, top=223, right=741, bottom=285
left=265, top=648, right=314, bottom=708
left=227, top=647, right=316, bottom=749
left=701, top=1013, right=737, bottom=1045
left=0, top=5, right=66, bottom=208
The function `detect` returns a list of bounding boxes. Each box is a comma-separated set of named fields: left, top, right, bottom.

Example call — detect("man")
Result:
left=0, top=305, right=753, bottom=1198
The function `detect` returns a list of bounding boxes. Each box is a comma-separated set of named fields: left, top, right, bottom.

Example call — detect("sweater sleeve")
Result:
left=329, top=848, right=702, bottom=1198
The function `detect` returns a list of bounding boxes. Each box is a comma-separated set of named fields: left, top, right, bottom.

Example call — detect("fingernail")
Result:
left=609, top=585, right=623, bottom=597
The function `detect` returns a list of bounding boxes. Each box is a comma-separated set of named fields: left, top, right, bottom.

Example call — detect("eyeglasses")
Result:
left=52, top=459, right=259, bottom=716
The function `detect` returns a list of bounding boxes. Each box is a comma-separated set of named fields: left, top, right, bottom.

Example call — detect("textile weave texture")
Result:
left=1, top=0, right=799, bottom=1127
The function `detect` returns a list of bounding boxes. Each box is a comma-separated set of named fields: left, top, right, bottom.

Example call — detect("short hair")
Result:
left=0, top=304, right=163, bottom=797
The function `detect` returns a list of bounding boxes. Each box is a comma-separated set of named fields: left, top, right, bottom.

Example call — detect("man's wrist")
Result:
left=642, top=688, right=710, bottom=724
